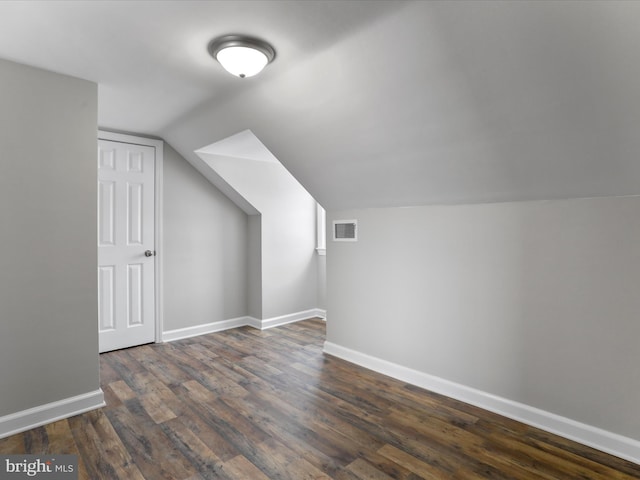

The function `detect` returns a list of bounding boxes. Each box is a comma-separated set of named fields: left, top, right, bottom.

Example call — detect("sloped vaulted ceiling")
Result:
left=1, top=1, right=639, bottom=211
left=163, top=0, right=640, bottom=210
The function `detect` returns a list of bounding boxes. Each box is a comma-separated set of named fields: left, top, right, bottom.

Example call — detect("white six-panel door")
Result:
left=98, top=139, right=156, bottom=353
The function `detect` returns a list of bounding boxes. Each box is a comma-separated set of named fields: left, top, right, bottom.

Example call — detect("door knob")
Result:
left=144, top=250, right=156, bottom=257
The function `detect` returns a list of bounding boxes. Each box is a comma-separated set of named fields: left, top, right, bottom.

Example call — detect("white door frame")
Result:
left=98, top=130, right=164, bottom=344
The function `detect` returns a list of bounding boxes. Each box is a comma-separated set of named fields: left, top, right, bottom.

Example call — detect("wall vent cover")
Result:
left=333, top=220, right=358, bottom=242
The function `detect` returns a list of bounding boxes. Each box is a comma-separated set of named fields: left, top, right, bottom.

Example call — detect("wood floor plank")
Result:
left=128, top=371, right=180, bottom=402
left=68, top=410, right=145, bottom=480
left=44, top=419, right=77, bottom=453
left=378, top=444, right=450, bottom=480
left=248, top=437, right=333, bottom=480
left=345, top=458, right=396, bottom=480
left=168, top=388, right=241, bottom=462
left=139, top=392, right=178, bottom=424
left=359, top=450, right=427, bottom=480
left=197, top=367, right=250, bottom=398
left=109, top=379, right=138, bottom=402
left=384, top=403, right=574, bottom=479
left=44, top=420, right=91, bottom=480
left=221, top=455, right=271, bottom=480
left=126, top=345, right=193, bottom=388
left=250, top=386, right=372, bottom=465
left=220, top=383, right=349, bottom=476
left=159, top=417, right=227, bottom=479
left=0, top=433, right=26, bottom=454
left=181, top=342, right=220, bottom=364
left=105, top=402, right=196, bottom=480
left=1, top=318, right=638, bottom=479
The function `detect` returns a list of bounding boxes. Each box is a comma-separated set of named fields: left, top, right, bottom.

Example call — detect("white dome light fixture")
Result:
left=208, top=35, right=275, bottom=78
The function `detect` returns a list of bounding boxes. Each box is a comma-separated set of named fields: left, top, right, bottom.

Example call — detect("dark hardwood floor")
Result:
left=1, top=318, right=639, bottom=479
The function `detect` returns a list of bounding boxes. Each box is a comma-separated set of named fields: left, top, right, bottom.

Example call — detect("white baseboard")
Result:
left=257, top=308, right=327, bottom=330
left=323, top=341, right=640, bottom=465
left=0, top=389, right=105, bottom=439
left=162, top=316, right=250, bottom=342
left=245, top=316, right=262, bottom=330
left=163, top=309, right=326, bottom=342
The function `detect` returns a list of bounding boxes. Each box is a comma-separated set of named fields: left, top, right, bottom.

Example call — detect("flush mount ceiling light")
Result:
left=208, top=34, right=275, bottom=78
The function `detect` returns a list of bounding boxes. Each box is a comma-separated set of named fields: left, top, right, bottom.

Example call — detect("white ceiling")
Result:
left=0, top=0, right=400, bottom=134
left=1, top=0, right=640, bottom=210
left=197, top=129, right=279, bottom=163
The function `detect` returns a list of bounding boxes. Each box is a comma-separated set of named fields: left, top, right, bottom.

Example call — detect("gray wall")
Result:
left=196, top=152, right=319, bottom=320
left=317, top=254, right=326, bottom=311
left=327, top=196, right=640, bottom=441
left=0, top=59, right=99, bottom=415
left=163, top=144, right=248, bottom=330
left=247, top=215, right=262, bottom=319
left=261, top=202, right=318, bottom=319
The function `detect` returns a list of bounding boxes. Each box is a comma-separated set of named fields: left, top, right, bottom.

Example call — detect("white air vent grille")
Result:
left=333, top=220, right=358, bottom=242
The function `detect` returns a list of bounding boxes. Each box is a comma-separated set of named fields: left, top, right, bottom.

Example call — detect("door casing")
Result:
left=98, top=130, right=164, bottom=348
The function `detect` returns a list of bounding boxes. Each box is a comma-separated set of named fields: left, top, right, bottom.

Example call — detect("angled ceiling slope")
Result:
left=198, top=129, right=279, bottom=164
left=164, top=1, right=640, bottom=211
left=2, top=1, right=640, bottom=211
left=195, top=130, right=315, bottom=215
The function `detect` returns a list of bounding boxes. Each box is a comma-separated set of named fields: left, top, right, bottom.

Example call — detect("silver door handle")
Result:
left=144, top=250, right=156, bottom=257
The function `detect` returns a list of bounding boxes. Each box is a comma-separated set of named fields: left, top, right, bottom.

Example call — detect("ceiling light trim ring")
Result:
left=208, top=34, right=276, bottom=78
